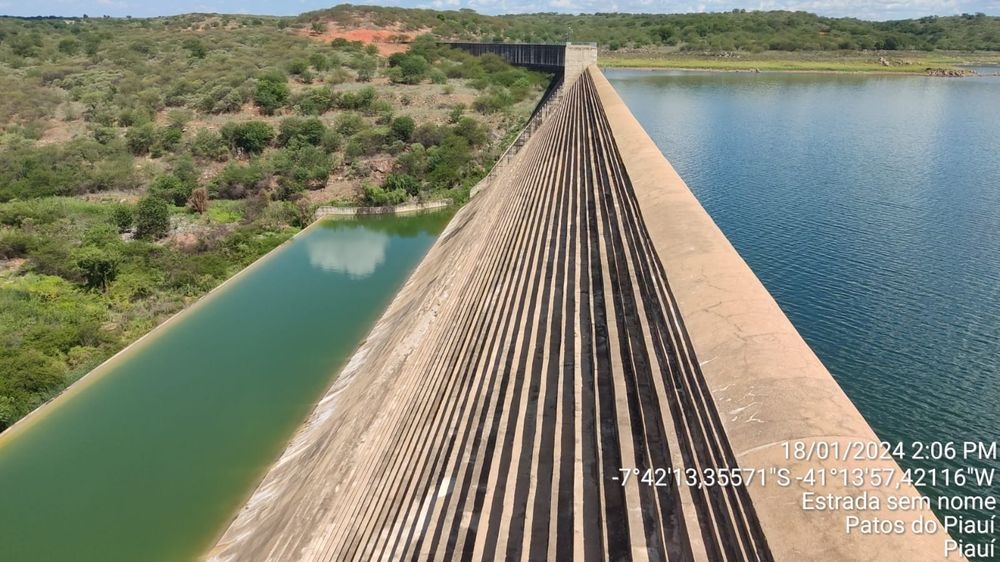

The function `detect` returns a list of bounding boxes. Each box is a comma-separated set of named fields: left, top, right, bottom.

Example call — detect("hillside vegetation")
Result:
left=0, top=13, right=548, bottom=430
left=300, top=6, right=1000, bottom=52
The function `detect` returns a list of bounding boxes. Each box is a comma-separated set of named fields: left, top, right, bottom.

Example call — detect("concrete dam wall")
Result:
left=209, top=66, right=954, bottom=561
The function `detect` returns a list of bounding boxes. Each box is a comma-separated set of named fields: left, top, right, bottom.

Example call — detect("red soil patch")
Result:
left=297, top=24, right=427, bottom=55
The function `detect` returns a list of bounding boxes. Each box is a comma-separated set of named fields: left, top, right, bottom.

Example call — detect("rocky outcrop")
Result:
left=925, top=67, right=976, bottom=77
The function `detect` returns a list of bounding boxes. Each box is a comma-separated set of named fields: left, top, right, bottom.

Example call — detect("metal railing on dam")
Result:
left=209, top=67, right=956, bottom=561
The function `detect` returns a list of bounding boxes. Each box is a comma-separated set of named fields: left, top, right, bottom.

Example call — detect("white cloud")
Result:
left=306, top=226, right=390, bottom=279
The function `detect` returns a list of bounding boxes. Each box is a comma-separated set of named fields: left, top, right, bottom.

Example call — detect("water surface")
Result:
left=607, top=69, right=999, bottom=543
left=0, top=212, right=450, bottom=562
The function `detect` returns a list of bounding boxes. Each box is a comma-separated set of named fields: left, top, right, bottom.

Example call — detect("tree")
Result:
left=355, top=57, right=377, bottom=82
left=75, top=246, right=119, bottom=291
left=187, top=187, right=209, bottom=214
left=134, top=196, right=170, bottom=240
left=220, top=121, right=275, bottom=155
left=389, top=54, right=429, bottom=84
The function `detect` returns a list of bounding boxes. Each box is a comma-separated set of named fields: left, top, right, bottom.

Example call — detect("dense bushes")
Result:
left=270, top=144, right=332, bottom=196
left=221, top=121, right=275, bottom=155
left=0, top=195, right=299, bottom=431
left=0, top=140, right=138, bottom=202
left=278, top=117, right=326, bottom=147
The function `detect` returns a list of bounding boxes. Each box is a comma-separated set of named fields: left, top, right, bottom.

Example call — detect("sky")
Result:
left=1, top=0, right=998, bottom=21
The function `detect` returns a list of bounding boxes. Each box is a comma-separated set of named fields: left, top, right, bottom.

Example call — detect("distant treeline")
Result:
left=300, top=5, right=1000, bottom=52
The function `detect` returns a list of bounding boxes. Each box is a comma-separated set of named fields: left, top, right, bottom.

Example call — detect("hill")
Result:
left=299, top=5, right=1000, bottom=52
left=0, top=13, right=549, bottom=430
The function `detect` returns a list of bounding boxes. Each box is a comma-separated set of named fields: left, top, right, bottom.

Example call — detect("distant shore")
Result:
left=600, top=65, right=932, bottom=76
left=599, top=50, right=1000, bottom=76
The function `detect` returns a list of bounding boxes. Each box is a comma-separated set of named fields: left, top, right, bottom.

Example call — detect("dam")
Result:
left=210, top=48, right=957, bottom=561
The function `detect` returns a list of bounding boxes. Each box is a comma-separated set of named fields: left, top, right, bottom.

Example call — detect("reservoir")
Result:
left=607, top=69, right=999, bottom=544
left=0, top=212, right=450, bottom=561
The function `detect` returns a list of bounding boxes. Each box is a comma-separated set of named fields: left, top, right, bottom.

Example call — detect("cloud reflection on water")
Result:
left=306, top=225, right=390, bottom=279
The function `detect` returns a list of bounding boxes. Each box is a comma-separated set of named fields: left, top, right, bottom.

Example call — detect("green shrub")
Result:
left=336, top=87, right=377, bottom=111
left=426, top=135, right=472, bottom=189
left=287, top=59, right=309, bottom=76
left=353, top=127, right=390, bottom=156
left=212, top=161, right=268, bottom=199
left=362, top=182, right=408, bottom=206
left=473, top=87, right=514, bottom=114
left=270, top=144, right=332, bottom=197
left=125, top=123, right=156, bottom=155
left=75, top=246, right=119, bottom=292
left=344, top=139, right=363, bottom=161
left=390, top=115, right=415, bottom=142
left=220, top=121, right=275, bottom=155
left=309, top=52, right=329, bottom=71
left=150, top=175, right=192, bottom=206
left=254, top=73, right=290, bottom=115
left=109, top=204, right=133, bottom=233
left=388, top=53, right=429, bottom=84
left=429, top=68, right=447, bottom=84
left=383, top=173, right=420, bottom=196
left=57, top=37, right=80, bottom=55
left=355, top=57, right=377, bottom=82
left=134, top=196, right=170, bottom=240
left=182, top=38, right=207, bottom=59
left=189, top=129, right=228, bottom=161
left=412, top=123, right=446, bottom=147
left=334, top=112, right=365, bottom=136
left=320, top=129, right=342, bottom=153
left=293, top=87, right=334, bottom=115
left=152, top=126, right=183, bottom=157
left=93, top=127, right=117, bottom=144
left=277, top=117, right=326, bottom=147
left=453, top=116, right=487, bottom=147
left=0, top=229, right=33, bottom=259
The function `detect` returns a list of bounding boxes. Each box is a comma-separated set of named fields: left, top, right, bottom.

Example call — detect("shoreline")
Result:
left=0, top=222, right=310, bottom=447
left=599, top=64, right=963, bottom=76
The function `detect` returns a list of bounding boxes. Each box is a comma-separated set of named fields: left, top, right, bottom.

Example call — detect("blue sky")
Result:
left=1, top=0, right=998, bottom=21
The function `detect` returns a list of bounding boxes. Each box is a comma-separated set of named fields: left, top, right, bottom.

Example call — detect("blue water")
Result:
left=607, top=69, right=999, bottom=550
